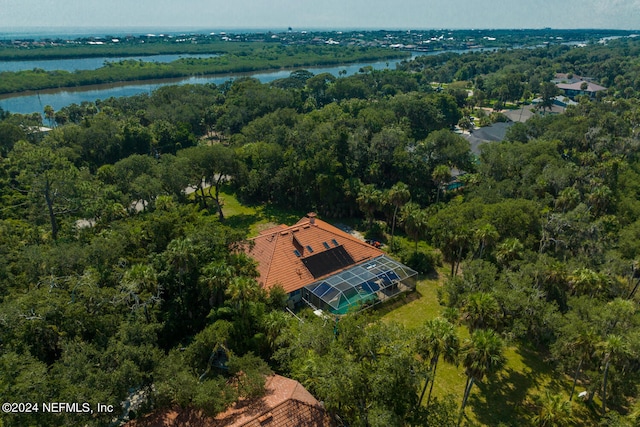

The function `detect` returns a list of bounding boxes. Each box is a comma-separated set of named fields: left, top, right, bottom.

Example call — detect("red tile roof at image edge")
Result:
left=124, top=375, right=334, bottom=427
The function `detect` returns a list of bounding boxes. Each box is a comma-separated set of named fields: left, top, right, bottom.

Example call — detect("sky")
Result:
left=1, top=0, right=639, bottom=31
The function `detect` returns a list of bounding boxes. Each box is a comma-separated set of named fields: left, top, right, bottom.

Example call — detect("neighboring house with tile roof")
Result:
left=213, top=375, right=333, bottom=427
left=124, top=375, right=333, bottom=427
left=246, top=213, right=417, bottom=314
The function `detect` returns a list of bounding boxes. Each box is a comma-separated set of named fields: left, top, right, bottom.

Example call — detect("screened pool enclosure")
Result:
left=301, top=255, right=418, bottom=314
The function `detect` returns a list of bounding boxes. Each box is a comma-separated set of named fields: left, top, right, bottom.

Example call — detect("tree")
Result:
left=419, top=129, right=475, bottom=172
left=10, top=141, right=84, bottom=240
left=568, top=268, right=609, bottom=298
left=177, top=145, right=237, bottom=220
left=225, top=276, right=265, bottom=319
left=461, top=292, right=501, bottom=332
left=458, top=116, right=473, bottom=132
left=432, top=164, right=452, bottom=204
left=496, top=237, right=524, bottom=268
left=474, top=223, right=499, bottom=260
left=386, top=182, right=411, bottom=246
left=532, top=391, right=575, bottom=427
left=357, top=184, right=383, bottom=230
left=551, top=312, right=599, bottom=402
left=43, top=105, right=55, bottom=128
left=199, top=261, right=234, bottom=308
left=539, top=82, right=559, bottom=113
left=597, top=334, right=630, bottom=414
left=0, top=122, right=26, bottom=157
left=458, top=329, right=505, bottom=426
left=120, top=264, right=161, bottom=323
left=415, top=318, right=460, bottom=407
left=401, top=202, right=429, bottom=252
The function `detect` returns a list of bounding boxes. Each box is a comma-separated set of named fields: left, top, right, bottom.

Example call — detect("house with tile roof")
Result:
left=124, top=375, right=333, bottom=427
left=213, top=375, right=334, bottom=427
left=246, top=213, right=417, bottom=314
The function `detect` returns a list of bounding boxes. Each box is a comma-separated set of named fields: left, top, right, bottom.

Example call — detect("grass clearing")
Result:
left=216, top=185, right=307, bottom=237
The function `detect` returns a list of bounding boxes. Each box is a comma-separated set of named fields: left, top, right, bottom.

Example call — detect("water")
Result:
left=0, top=54, right=219, bottom=72
left=0, top=50, right=479, bottom=115
left=0, top=56, right=415, bottom=114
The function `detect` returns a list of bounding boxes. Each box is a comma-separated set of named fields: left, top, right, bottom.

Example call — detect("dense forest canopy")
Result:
left=1, top=35, right=640, bottom=427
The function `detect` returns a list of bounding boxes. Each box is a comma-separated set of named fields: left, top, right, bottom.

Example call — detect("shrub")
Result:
left=399, top=249, right=442, bottom=274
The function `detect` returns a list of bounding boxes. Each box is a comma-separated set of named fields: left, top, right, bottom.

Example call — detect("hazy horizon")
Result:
left=2, top=0, right=640, bottom=32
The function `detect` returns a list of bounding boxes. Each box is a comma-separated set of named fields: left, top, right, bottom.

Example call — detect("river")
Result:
left=0, top=50, right=478, bottom=115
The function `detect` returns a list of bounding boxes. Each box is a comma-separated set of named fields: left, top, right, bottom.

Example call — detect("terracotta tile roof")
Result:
left=124, top=375, right=333, bottom=427
left=213, top=375, right=333, bottom=427
left=124, top=407, right=215, bottom=427
left=246, top=214, right=384, bottom=294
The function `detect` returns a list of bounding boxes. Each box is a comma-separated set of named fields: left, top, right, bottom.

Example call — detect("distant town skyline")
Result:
left=2, top=0, right=640, bottom=31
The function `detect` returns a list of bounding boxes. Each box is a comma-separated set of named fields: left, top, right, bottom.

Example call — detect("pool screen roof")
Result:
left=303, top=255, right=417, bottom=312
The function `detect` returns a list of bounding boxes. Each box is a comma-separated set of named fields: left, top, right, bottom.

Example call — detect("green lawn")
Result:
left=216, top=185, right=307, bottom=237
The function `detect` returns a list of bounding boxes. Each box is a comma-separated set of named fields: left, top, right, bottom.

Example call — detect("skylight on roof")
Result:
left=293, top=250, right=301, bottom=257
left=323, top=242, right=331, bottom=249
left=306, top=245, right=314, bottom=253
left=331, top=239, right=339, bottom=246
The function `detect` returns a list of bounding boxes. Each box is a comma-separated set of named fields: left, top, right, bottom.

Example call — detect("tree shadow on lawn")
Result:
left=224, top=213, right=261, bottom=235
left=466, top=369, right=532, bottom=426
left=467, top=345, right=563, bottom=426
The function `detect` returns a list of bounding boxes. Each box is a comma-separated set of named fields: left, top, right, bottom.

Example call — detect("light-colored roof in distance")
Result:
left=555, top=81, right=607, bottom=92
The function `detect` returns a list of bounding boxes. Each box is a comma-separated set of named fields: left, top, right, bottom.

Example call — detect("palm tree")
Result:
left=597, top=334, right=630, bottom=414
left=415, top=318, right=460, bottom=407
left=44, top=105, right=55, bottom=127
left=401, top=202, right=429, bottom=252
left=432, top=164, right=451, bottom=204
left=555, top=187, right=580, bottom=213
left=461, top=292, right=501, bottom=332
left=357, top=184, right=383, bottom=230
left=261, top=310, right=291, bottom=351
left=200, top=261, right=234, bottom=307
left=474, top=223, right=499, bottom=260
left=587, top=185, right=612, bottom=217
left=225, top=276, right=264, bottom=316
left=458, top=329, right=506, bottom=426
left=165, top=237, right=197, bottom=300
left=121, top=264, right=161, bottom=321
left=495, top=237, right=524, bottom=268
left=565, top=327, right=598, bottom=402
left=568, top=268, right=608, bottom=298
left=386, top=182, right=410, bottom=246
left=532, top=391, right=575, bottom=427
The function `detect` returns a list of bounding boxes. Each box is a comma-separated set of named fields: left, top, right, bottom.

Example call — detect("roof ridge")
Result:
left=314, top=219, right=375, bottom=249
left=262, top=231, right=280, bottom=289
